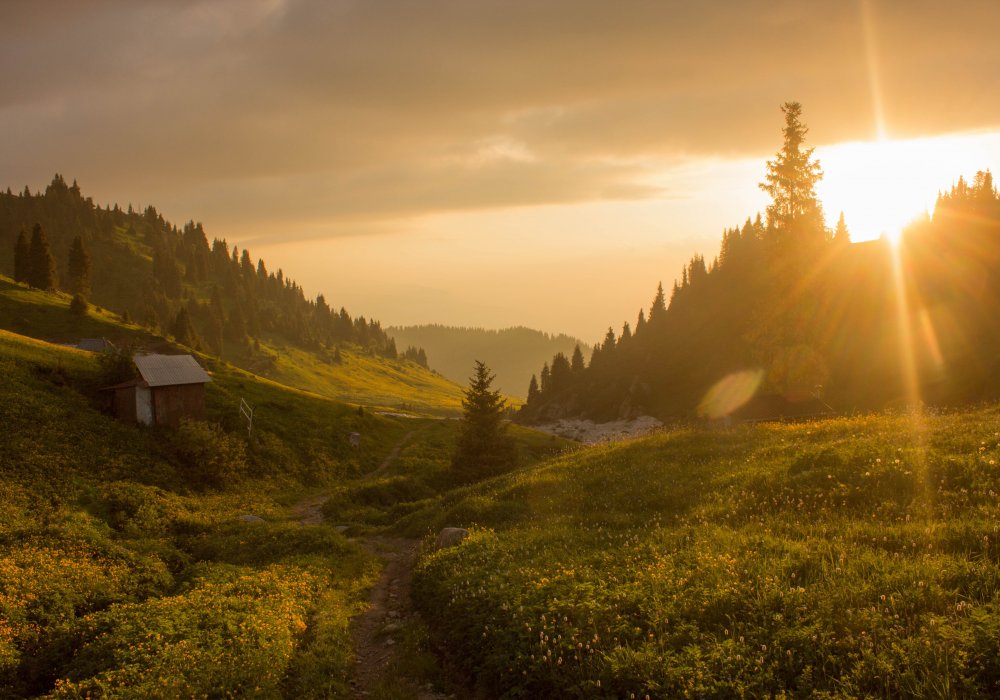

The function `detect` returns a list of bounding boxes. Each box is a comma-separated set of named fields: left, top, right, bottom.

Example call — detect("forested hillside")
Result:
left=387, top=324, right=590, bottom=398
left=521, top=105, right=1000, bottom=422
left=0, top=176, right=462, bottom=413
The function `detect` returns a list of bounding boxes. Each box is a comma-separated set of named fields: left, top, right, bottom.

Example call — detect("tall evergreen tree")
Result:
left=66, top=235, right=91, bottom=295
left=570, top=344, right=586, bottom=373
left=649, top=282, right=667, bottom=323
left=13, top=230, right=30, bottom=283
left=833, top=212, right=851, bottom=245
left=452, top=360, right=515, bottom=480
left=526, top=374, right=540, bottom=404
left=171, top=307, right=198, bottom=348
left=28, top=224, right=57, bottom=290
left=759, top=102, right=824, bottom=238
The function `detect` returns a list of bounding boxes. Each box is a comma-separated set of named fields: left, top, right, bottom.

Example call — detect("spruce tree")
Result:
left=452, top=360, right=515, bottom=481
left=526, top=374, right=540, bottom=404
left=13, top=230, right=30, bottom=283
left=833, top=212, right=851, bottom=245
left=649, top=282, right=667, bottom=324
left=171, top=307, right=198, bottom=348
left=28, top=224, right=57, bottom=290
left=570, top=344, right=586, bottom=373
left=67, top=235, right=91, bottom=295
left=759, top=101, right=825, bottom=239
left=635, top=308, right=647, bottom=335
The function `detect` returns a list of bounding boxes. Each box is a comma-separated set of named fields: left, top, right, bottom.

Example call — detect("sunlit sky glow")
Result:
left=2, top=0, right=999, bottom=342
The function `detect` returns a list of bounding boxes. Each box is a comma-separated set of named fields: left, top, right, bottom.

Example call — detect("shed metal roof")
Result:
left=133, top=354, right=211, bottom=387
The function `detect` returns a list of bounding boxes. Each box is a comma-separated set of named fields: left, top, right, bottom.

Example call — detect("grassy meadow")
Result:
left=0, top=274, right=465, bottom=417
left=0, top=317, right=565, bottom=698
left=412, top=411, right=1000, bottom=698
left=0, top=326, right=411, bottom=698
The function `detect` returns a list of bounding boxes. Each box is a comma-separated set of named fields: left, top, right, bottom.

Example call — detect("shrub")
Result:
left=170, top=420, right=248, bottom=490
left=68, top=294, right=88, bottom=316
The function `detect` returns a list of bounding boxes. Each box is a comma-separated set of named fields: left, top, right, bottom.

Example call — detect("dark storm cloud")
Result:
left=1, top=0, right=997, bottom=235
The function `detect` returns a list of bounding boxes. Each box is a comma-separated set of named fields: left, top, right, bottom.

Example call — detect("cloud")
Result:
left=1, top=0, right=998, bottom=239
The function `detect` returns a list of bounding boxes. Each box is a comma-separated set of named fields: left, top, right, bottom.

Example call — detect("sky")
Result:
left=2, top=0, right=999, bottom=342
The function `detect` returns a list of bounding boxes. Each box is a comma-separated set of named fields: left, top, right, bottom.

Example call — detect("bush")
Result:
left=68, top=293, right=88, bottom=316
left=170, top=420, right=248, bottom=490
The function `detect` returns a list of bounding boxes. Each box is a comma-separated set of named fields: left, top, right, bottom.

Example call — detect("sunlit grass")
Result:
left=413, top=410, right=1000, bottom=697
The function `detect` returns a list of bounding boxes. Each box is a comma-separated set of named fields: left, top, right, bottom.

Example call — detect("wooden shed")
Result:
left=105, top=354, right=211, bottom=427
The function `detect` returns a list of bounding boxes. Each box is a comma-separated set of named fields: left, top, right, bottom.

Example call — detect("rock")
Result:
left=383, top=622, right=401, bottom=633
left=334, top=525, right=349, bottom=534
left=435, top=527, right=470, bottom=550
left=384, top=638, right=395, bottom=646
left=238, top=514, right=265, bottom=523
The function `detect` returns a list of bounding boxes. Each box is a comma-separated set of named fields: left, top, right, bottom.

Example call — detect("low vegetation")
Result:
left=413, top=409, right=1000, bottom=698
left=0, top=327, right=402, bottom=698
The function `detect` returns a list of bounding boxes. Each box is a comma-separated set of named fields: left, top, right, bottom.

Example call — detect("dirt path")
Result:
left=348, top=537, right=448, bottom=698
left=290, top=428, right=452, bottom=697
left=291, top=493, right=329, bottom=525
left=362, top=429, right=417, bottom=480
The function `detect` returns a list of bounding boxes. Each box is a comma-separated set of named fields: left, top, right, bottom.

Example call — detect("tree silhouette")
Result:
left=649, top=282, right=667, bottom=323
left=526, top=374, right=540, bottom=404
left=171, top=307, right=198, bottom=348
left=759, top=102, right=824, bottom=239
left=833, top=212, right=851, bottom=245
left=28, top=224, right=57, bottom=290
left=13, top=230, right=30, bottom=283
left=452, top=360, right=515, bottom=480
left=67, top=235, right=91, bottom=295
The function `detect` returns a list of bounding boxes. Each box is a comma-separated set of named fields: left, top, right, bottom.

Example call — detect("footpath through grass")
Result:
left=0, top=328, right=410, bottom=698
left=412, top=411, right=1000, bottom=698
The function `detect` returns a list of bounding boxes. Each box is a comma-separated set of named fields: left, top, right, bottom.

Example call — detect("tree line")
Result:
left=520, top=103, right=1000, bottom=423
left=1, top=175, right=427, bottom=364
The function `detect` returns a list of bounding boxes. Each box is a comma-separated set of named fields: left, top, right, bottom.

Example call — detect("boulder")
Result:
left=238, top=514, right=265, bottom=523
left=435, top=527, right=469, bottom=550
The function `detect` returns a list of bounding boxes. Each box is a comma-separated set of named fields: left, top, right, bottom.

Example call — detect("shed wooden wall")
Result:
left=151, top=384, right=206, bottom=427
left=112, top=386, right=138, bottom=423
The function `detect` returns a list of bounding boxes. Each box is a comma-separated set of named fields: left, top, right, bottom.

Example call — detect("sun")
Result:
left=816, top=133, right=992, bottom=243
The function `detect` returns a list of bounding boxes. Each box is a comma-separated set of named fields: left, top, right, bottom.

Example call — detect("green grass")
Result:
left=0, top=326, right=406, bottom=698
left=0, top=316, right=561, bottom=698
left=0, top=274, right=465, bottom=416
left=412, top=410, right=1000, bottom=698
left=250, top=341, right=465, bottom=417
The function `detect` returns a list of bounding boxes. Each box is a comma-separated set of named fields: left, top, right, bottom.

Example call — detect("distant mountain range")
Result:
left=388, top=324, right=590, bottom=398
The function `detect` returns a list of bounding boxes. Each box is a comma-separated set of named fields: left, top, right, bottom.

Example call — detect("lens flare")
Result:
left=698, top=369, right=765, bottom=419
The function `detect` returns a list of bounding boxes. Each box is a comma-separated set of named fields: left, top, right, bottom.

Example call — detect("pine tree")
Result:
left=759, top=102, right=825, bottom=239
left=526, top=374, right=540, bottom=404
left=67, top=235, right=91, bottom=295
left=452, top=360, right=516, bottom=480
left=833, top=212, right=851, bottom=245
left=13, top=230, right=30, bottom=283
left=570, top=344, right=586, bottom=373
left=620, top=321, right=632, bottom=343
left=635, top=308, right=647, bottom=335
left=172, top=307, right=198, bottom=348
left=649, top=282, right=667, bottom=324
left=28, top=224, right=57, bottom=290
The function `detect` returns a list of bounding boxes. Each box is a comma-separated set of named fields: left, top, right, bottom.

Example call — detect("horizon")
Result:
left=3, top=1, right=1000, bottom=342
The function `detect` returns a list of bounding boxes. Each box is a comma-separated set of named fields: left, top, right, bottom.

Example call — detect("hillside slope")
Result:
left=388, top=324, right=590, bottom=398
left=0, top=324, right=424, bottom=697
left=412, top=410, right=1000, bottom=697
left=0, top=176, right=458, bottom=412
left=0, top=275, right=463, bottom=415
